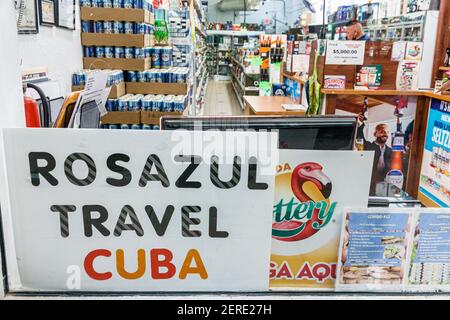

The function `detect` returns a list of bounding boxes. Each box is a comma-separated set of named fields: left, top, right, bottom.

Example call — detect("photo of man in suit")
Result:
left=357, top=119, right=393, bottom=195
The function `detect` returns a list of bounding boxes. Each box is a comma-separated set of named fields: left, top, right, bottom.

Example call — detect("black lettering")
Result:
left=82, top=205, right=110, bottom=237
left=248, top=157, right=268, bottom=190
left=174, top=155, right=202, bottom=188
left=145, top=205, right=175, bottom=236
left=181, top=206, right=201, bottom=237
left=139, top=154, right=170, bottom=187
left=113, top=205, right=144, bottom=237
left=210, top=155, right=241, bottom=189
left=50, top=205, right=76, bottom=238
left=64, top=153, right=97, bottom=186
left=28, top=152, right=58, bottom=186
left=106, top=153, right=132, bottom=187
left=209, top=206, right=229, bottom=238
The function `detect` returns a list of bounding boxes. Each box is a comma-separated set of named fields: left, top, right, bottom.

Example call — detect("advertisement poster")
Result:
left=419, top=99, right=450, bottom=207
left=391, top=41, right=407, bottom=61
left=326, top=40, right=366, bottom=66
left=409, top=210, right=450, bottom=290
left=1, top=129, right=277, bottom=292
left=336, top=209, right=413, bottom=292
left=269, top=150, right=373, bottom=290
left=396, top=60, right=420, bottom=91
left=405, top=42, right=424, bottom=61
left=352, top=96, right=417, bottom=197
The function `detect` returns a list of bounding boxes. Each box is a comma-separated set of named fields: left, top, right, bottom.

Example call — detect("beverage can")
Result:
left=114, top=46, right=125, bottom=59
left=95, top=46, right=105, bottom=58
left=113, top=21, right=124, bottom=34
left=142, top=124, right=153, bottom=130
left=131, top=124, right=142, bottom=130
left=112, top=0, right=123, bottom=8
left=124, top=22, right=134, bottom=34
left=160, top=47, right=173, bottom=68
left=151, top=47, right=161, bottom=68
left=105, top=46, right=114, bottom=58
left=123, top=0, right=133, bottom=8
left=163, top=96, right=174, bottom=112
left=103, top=0, right=113, bottom=7
left=126, top=71, right=137, bottom=82
left=84, top=46, right=95, bottom=57
left=120, top=124, right=131, bottom=130
left=134, top=47, right=145, bottom=59
left=94, top=21, right=104, bottom=33
left=81, top=21, right=91, bottom=32
left=125, top=47, right=135, bottom=59
left=80, top=0, right=92, bottom=7
left=103, top=21, right=113, bottom=33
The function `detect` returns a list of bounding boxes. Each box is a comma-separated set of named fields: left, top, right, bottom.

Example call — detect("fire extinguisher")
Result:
left=23, top=82, right=51, bottom=128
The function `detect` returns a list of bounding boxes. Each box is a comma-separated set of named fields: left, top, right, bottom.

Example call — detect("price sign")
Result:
left=326, top=41, right=366, bottom=65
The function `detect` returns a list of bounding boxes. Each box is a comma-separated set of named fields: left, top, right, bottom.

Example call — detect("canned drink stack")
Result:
left=113, top=21, right=124, bottom=34
left=94, top=21, right=104, bottom=33
left=160, top=47, right=173, bottom=69
left=125, top=47, right=135, bottom=59
left=80, top=0, right=92, bottom=6
left=151, top=47, right=161, bottom=69
left=115, top=46, right=125, bottom=59
left=103, top=0, right=113, bottom=8
left=124, top=22, right=134, bottom=34
left=105, top=46, right=114, bottom=58
left=95, top=46, right=105, bottom=58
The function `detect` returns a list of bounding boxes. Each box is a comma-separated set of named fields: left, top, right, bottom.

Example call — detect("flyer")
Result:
left=405, top=42, right=424, bottom=61
left=409, top=210, right=450, bottom=290
left=269, top=150, right=373, bottom=290
left=396, top=60, right=420, bottom=91
left=326, top=40, right=366, bottom=65
left=392, top=41, right=407, bottom=61
left=336, top=209, right=414, bottom=292
left=324, top=75, right=346, bottom=89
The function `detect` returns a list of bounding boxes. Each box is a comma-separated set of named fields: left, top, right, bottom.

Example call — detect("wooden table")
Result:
left=243, top=96, right=306, bottom=116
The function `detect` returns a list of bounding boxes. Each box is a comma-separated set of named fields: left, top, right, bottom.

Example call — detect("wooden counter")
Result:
left=243, top=96, right=306, bottom=116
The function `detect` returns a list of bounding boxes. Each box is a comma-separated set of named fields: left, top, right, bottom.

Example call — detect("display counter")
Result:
left=243, top=96, right=306, bottom=116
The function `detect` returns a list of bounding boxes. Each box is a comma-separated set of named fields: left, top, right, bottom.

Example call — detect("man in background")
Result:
left=357, top=119, right=392, bottom=195
left=346, top=20, right=370, bottom=41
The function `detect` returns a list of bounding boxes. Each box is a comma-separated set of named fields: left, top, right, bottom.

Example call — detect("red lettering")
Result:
left=269, top=262, right=277, bottom=278
left=150, top=248, right=176, bottom=279
left=84, top=249, right=112, bottom=281
left=331, top=263, right=337, bottom=279
left=312, top=263, right=330, bottom=283
left=296, top=262, right=313, bottom=280
left=276, top=262, right=293, bottom=279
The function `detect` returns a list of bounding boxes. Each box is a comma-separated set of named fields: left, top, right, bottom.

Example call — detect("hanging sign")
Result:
left=0, top=129, right=278, bottom=292
left=269, top=150, right=373, bottom=290
left=326, top=40, right=366, bottom=65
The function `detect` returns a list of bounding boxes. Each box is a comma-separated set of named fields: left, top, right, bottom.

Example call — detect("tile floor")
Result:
left=203, top=80, right=243, bottom=116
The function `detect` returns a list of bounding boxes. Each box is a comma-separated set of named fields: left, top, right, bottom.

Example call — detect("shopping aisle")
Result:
left=203, top=81, right=243, bottom=116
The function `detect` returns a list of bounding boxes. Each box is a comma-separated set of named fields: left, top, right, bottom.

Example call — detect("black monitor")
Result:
left=161, top=116, right=357, bottom=151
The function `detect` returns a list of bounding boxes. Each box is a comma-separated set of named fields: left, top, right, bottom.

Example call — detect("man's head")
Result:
left=374, top=124, right=390, bottom=145
left=346, top=20, right=364, bottom=40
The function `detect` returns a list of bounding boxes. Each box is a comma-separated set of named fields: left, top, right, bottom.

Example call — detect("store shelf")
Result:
left=231, top=71, right=259, bottom=93
left=230, top=78, right=245, bottom=111
left=195, top=25, right=206, bottom=38
left=439, top=66, right=450, bottom=71
left=206, top=30, right=264, bottom=37
left=283, top=72, right=306, bottom=85
left=231, top=56, right=245, bottom=70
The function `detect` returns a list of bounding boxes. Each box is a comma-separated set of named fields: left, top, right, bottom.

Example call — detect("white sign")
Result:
left=0, top=129, right=278, bottom=292
left=326, top=41, right=366, bottom=66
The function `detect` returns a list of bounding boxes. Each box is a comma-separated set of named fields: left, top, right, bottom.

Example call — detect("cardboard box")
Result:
left=81, top=33, right=154, bottom=47
left=101, top=111, right=141, bottom=125
left=126, top=82, right=188, bottom=95
left=141, top=111, right=183, bottom=125
left=83, top=57, right=151, bottom=71
left=80, top=7, right=154, bottom=24
left=72, top=82, right=126, bottom=99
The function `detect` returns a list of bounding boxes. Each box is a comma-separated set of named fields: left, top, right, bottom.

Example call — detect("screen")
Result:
left=161, top=116, right=357, bottom=151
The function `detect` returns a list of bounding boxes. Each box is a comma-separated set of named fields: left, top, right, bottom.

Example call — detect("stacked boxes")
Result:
left=80, top=0, right=153, bottom=10
left=124, top=67, right=189, bottom=83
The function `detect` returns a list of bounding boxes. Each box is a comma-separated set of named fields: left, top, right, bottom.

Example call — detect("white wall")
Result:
left=17, top=3, right=82, bottom=95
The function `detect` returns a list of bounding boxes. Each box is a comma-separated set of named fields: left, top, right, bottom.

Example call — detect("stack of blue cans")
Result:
left=81, top=21, right=154, bottom=35
left=150, top=47, right=173, bottom=69
left=125, top=67, right=189, bottom=83
left=83, top=46, right=152, bottom=60
left=81, top=0, right=153, bottom=11
left=106, top=94, right=187, bottom=113
left=72, top=69, right=124, bottom=86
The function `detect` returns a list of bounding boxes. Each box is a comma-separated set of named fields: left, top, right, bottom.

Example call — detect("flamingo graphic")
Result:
left=273, top=162, right=332, bottom=242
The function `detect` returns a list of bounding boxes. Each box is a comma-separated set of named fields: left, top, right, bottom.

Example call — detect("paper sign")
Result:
left=405, top=42, right=424, bottom=61
left=326, top=40, right=366, bottom=65
left=1, top=129, right=277, bottom=292
left=336, top=209, right=413, bottom=292
left=269, top=150, right=373, bottom=290
left=392, top=41, right=407, bottom=61
left=419, top=99, right=450, bottom=207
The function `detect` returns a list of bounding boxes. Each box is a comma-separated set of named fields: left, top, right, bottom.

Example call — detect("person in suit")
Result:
left=357, top=119, right=392, bottom=195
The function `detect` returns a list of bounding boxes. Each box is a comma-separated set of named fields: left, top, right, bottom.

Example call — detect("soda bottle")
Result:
left=386, top=116, right=404, bottom=190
